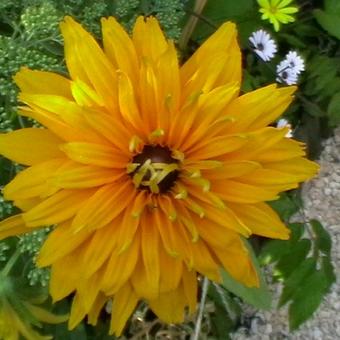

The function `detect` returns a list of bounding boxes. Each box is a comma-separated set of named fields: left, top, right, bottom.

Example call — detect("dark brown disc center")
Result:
left=131, top=145, right=179, bottom=193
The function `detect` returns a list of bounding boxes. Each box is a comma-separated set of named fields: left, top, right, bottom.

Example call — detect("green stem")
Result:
left=1, top=249, right=21, bottom=276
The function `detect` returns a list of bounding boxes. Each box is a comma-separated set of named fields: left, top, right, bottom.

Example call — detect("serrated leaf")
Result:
left=327, top=92, right=340, bottom=126
left=275, top=239, right=311, bottom=279
left=325, top=0, right=340, bottom=14
left=321, top=256, right=336, bottom=285
left=268, top=193, right=300, bottom=221
left=221, top=240, right=272, bottom=310
left=310, top=219, right=332, bottom=255
left=279, top=257, right=317, bottom=307
left=314, top=9, right=340, bottom=40
left=288, top=270, right=328, bottom=330
left=259, top=239, right=289, bottom=265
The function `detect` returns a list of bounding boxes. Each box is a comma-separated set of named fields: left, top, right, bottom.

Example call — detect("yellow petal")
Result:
left=181, top=22, right=241, bottom=91
left=71, top=182, right=135, bottom=231
left=81, top=221, right=120, bottom=278
left=133, top=16, right=168, bottom=62
left=60, top=17, right=118, bottom=112
left=213, top=237, right=259, bottom=287
left=102, top=233, right=140, bottom=294
left=212, top=179, right=278, bottom=203
left=159, top=246, right=183, bottom=292
left=60, top=142, right=128, bottom=168
left=3, top=159, right=64, bottom=200
left=149, top=285, right=186, bottom=324
left=38, top=221, right=92, bottom=267
left=0, top=128, right=63, bottom=165
left=228, top=202, right=290, bottom=239
left=0, top=214, right=28, bottom=240
left=50, top=162, right=124, bottom=189
left=109, top=283, right=138, bottom=336
left=50, top=251, right=83, bottom=302
left=23, top=189, right=95, bottom=227
left=141, top=213, right=160, bottom=295
left=14, top=67, right=72, bottom=99
left=101, top=17, right=139, bottom=87
left=182, top=267, right=197, bottom=314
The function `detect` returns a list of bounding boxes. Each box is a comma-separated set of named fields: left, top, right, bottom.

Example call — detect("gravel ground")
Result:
left=231, top=127, right=340, bottom=340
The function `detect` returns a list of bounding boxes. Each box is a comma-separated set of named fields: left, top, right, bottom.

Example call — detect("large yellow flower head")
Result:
left=0, top=16, right=317, bottom=335
left=257, top=0, right=299, bottom=31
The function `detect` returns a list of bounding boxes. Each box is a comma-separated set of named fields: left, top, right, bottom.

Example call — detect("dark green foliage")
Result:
left=260, top=220, right=335, bottom=330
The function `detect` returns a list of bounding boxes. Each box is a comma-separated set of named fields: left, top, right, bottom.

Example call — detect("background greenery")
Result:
left=0, top=0, right=338, bottom=338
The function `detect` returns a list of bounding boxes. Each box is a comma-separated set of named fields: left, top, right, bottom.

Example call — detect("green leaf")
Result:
left=310, top=219, right=332, bottom=255
left=268, top=193, right=300, bottom=221
left=259, top=239, right=289, bottom=265
left=327, top=92, right=340, bottom=126
left=221, top=240, right=272, bottom=310
left=279, top=257, right=317, bottom=307
left=275, top=239, right=311, bottom=279
left=288, top=270, right=328, bottom=330
left=192, top=0, right=260, bottom=46
left=325, top=0, right=340, bottom=14
left=314, top=9, right=340, bottom=40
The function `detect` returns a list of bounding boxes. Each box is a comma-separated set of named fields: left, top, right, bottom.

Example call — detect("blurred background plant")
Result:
left=0, top=0, right=338, bottom=338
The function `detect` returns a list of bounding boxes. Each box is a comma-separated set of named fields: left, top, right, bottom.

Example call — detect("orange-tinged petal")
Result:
left=182, top=267, right=197, bottom=314
left=3, top=159, right=64, bottom=200
left=205, top=161, right=260, bottom=180
left=133, top=16, right=168, bottom=62
left=70, top=78, right=105, bottom=107
left=50, top=161, right=124, bottom=189
left=23, top=189, right=95, bottom=227
left=60, top=17, right=118, bottom=112
left=37, top=221, right=92, bottom=267
left=191, top=240, right=221, bottom=281
left=101, top=17, right=139, bottom=87
left=71, top=182, right=135, bottom=231
left=148, top=284, right=186, bottom=324
left=0, top=214, right=28, bottom=240
left=186, top=134, right=248, bottom=159
left=141, top=213, right=160, bottom=296
left=87, top=293, right=107, bottom=325
left=60, top=142, right=129, bottom=168
left=19, top=93, right=107, bottom=145
left=50, top=251, right=83, bottom=302
left=181, top=22, right=241, bottom=90
left=0, top=128, right=63, bottom=165
left=117, top=70, right=144, bottom=133
left=228, top=202, right=290, bottom=239
left=213, top=237, right=259, bottom=287
left=81, top=221, right=120, bottom=278
left=102, top=234, right=140, bottom=294
left=109, top=282, right=138, bottom=336
left=18, top=106, right=86, bottom=143
left=14, top=67, right=72, bottom=99
left=212, top=179, right=279, bottom=203
left=159, top=246, right=183, bottom=292
left=264, top=157, right=319, bottom=178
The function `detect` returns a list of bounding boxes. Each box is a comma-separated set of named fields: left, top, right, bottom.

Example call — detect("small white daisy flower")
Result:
left=276, top=59, right=298, bottom=85
left=249, top=29, right=277, bottom=62
left=284, top=51, right=305, bottom=75
left=277, top=118, right=293, bottom=138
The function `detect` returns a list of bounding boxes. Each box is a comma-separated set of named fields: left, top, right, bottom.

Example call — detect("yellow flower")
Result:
left=0, top=277, right=68, bottom=340
left=0, top=16, right=317, bottom=336
left=257, top=0, right=298, bottom=31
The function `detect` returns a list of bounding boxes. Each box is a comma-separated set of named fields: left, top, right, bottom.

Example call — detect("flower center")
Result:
left=128, top=145, right=179, bottom=194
